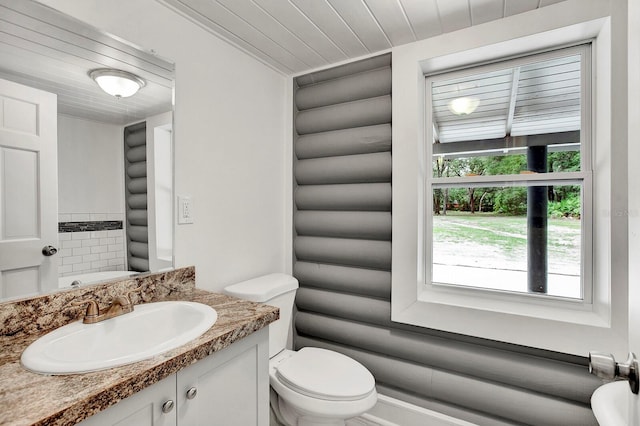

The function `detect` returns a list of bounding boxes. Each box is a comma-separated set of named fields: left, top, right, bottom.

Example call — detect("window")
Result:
left=425, top=45, right=591, bottom=301
left=391, top=13, right=627, bottom=357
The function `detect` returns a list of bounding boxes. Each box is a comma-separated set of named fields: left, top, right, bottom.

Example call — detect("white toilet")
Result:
left=224, top=273, right=377, bottom=426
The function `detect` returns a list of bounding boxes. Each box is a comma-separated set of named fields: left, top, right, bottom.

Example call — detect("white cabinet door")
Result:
left=0, top=78, right=58, bottom=299
left=177, top=328, right=270, bottom=426
left=78, top=375, right=176, bottom=426
left=77, top=328, right=269, bottom=425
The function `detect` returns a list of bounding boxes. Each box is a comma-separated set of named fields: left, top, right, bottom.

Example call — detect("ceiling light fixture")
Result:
left=448, top=96, right=480, bottom=115
left=89, top=69, right=146, bottom=98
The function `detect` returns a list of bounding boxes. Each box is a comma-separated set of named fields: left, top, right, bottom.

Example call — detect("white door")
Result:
left=0, top=78, right=58, bottom=299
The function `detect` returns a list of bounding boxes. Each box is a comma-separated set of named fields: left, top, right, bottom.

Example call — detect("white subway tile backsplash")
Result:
left=63, top=256, right=83, bottom=265
left=62, top=240, right=82, bottom=249
left=72, top=262, right=91, bottom=272
left=59, top=264, right=73, bottom=275
left=100, top=265, right=118, bottom=272
left=81, top=239, right=100, bottom=247
left=57, top=220, right=126, bottom=278
left=91, top=245, right=108, bottom=254
left=108, top=258, right=125, bottom=267
left=72, top=247, right=91, bottom=256
left=82, top=254, right=100, bottom=263
left=71, top=232, right=90, bottom=240
left=91, top=260, right=109, bottom=269
left=100, top=252, right=116, bottom=260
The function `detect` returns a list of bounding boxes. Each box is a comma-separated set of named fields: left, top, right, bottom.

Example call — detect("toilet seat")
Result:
left=269, top=348, right=378, bottom=424
left=275, top=347, right=375, bottom=401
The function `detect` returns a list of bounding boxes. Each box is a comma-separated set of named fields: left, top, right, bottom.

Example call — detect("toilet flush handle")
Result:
left=589, top=351, right=639, bottom=394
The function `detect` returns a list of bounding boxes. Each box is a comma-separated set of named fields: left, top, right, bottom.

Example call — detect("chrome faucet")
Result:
left=589, top=351, right=639, bottom=394
left=73, top=287, right=141, bottom=324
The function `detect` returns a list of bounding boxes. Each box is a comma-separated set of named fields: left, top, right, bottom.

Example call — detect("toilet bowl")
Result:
left=224, top=273, right=377, bottom=426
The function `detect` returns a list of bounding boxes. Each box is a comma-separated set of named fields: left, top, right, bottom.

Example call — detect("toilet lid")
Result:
left=275, top=347, right=375, bottom=401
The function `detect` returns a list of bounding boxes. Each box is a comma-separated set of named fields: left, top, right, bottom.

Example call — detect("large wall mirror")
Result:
left=0, top=0, right=175, bottom=301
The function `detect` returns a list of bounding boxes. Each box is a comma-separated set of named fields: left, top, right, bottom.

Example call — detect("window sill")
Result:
left=392, top=294, right=612, bottom=356
left=418, top=284, right=607, bottom=327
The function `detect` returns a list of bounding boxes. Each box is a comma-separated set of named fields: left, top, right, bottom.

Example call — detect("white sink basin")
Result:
left=21, top=301, right=217, bottom=374
left=591, top=381, right=630, bottom=426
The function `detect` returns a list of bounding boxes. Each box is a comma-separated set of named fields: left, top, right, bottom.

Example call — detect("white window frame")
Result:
left=424, top=44, right=592, bottom=303
left=391, top=10, right=628, bottom=357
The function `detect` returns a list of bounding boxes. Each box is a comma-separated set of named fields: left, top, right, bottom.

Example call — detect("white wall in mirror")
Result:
left=58, top=115, right=125, bottom=215
left=39, top=0, right=291, bottom=291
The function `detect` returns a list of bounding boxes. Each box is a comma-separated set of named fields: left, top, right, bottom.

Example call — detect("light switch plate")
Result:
left=178, top=195, right=193, bottom=224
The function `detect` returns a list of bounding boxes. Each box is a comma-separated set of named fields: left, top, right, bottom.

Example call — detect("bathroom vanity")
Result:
left=78, top=328, right=268, bottom=425
left=0, top=267, right=278, bottom=426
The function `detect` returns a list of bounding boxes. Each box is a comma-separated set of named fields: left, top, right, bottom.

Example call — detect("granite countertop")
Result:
left=0, top=268, right=279, bottom=426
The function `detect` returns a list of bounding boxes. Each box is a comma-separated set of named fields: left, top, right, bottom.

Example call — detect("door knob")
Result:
left=42, top=245, right=58, bottom=256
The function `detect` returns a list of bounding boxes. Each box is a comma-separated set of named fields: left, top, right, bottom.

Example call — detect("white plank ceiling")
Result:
left=160, top=0, right=568, bottom=75
left=1, top=0, right=570, bottom=124
left=0, top=0, right=174, bottom=125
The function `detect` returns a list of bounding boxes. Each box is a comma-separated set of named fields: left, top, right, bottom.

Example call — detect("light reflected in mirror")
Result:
left=0, top=0, right=175, bottom=301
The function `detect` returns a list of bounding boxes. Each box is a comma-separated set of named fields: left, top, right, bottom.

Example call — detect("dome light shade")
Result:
left=448, top=96, right=480, bottom=115
left=90, top=69, right=145, bottom=98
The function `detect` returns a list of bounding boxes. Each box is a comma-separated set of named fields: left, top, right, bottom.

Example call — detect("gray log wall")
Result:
left=292, top=54, right=603, bottom=425
left=124, top=121, right=149, bottom=272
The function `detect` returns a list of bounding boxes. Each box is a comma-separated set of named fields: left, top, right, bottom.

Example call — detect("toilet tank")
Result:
left=223, top=273, right=298, bottom=358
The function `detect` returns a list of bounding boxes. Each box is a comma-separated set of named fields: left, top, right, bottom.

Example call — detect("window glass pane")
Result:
left=433, top=150, right=580, bottom=178
left=431, top=53, right=582, bottom=169
left=431, top=184, right=582, bottom=299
